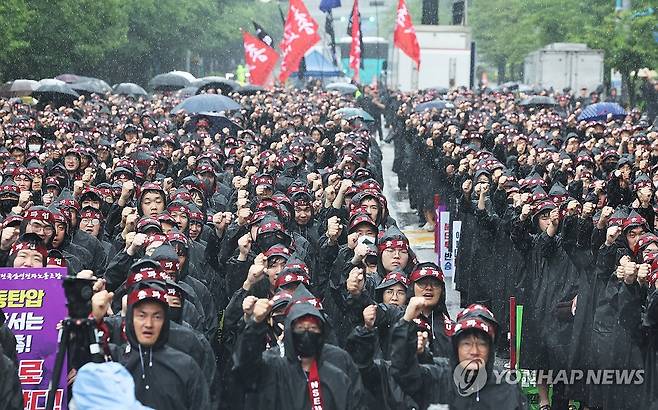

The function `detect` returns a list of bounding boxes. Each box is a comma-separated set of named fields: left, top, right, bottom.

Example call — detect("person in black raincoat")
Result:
left=389, top=301, right=527, bottom=409
left=0, top=341, right=22, bottom=410
left=233, top=284, right=366, bottom=410
left=117, top=284, right=211, bottom=410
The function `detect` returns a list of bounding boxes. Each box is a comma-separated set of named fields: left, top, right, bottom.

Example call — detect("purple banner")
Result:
left=0, top=267, right=68, bottom=410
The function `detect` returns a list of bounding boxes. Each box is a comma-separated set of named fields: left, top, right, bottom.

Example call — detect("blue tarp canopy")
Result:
left=293, top=50, right=342, bottom=78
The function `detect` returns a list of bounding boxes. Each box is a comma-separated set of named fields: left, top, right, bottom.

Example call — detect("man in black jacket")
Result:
left=119, top=285, right=210, bottom=410
left=234, top=286, right=366, bottom=410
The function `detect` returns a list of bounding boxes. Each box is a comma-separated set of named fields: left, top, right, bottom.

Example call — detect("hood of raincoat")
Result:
left=283, top=284, right=326, bottom=362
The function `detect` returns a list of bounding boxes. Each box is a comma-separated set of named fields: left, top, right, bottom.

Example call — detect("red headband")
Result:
left=159, top=259, right=180, bottom=272
left=47, top=256, right=67, bottom=267
left=127, top=287, right=168, bottom=306
left=127, top=267, right=169, bottom=288
left=456, top=304, right=495, bottom=322
left=275, top=272, right=310, bottom=288
left=80, top=209, right=102, bottom=220
left=24, top=209, right=53, bottom=224
left=378, top=239, right=409, bottom=252
left=11, top=241, right=48, bottom=260
left=451, top=317, right=496, bottom=339
left=383, top=272, right=409, bottom=286
left=409, top=266, right=445, bottom=283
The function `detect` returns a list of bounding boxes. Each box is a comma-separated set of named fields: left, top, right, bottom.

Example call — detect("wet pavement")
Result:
left=379, top=140, right=462, bottom=317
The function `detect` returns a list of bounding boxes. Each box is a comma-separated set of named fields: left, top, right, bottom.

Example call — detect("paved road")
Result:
left=379, top=140, right=462, bottom=317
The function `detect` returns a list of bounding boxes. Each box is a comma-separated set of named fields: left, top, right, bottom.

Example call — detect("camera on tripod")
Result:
left=62, top=276, right=95, bottom=319
left=46, top=276, right=104, bottom=410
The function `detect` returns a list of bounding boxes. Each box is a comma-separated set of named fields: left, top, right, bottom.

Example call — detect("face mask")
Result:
left=0, top=198, right=17, bottom=213
left=292, top=330, right=323, bottom=358
left=28, top=144, right=41, bottom=153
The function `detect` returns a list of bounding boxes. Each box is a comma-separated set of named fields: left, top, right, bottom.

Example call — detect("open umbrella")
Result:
left=55, top=73, right=87, bottom=84
left=519, top=96, right=557, bottom=107
left=237, top=85, right=265, bottom=95
left=577, top=102, right=627, bottom=122
left=185, top=112, right=243, bottom=136
left=71, top=79, right=112, bottom=95
left=38, top=78, right=67, bottom=87
left=169, top=71, right=196, bottom=82
left=414, top=99, right=455, bottom=112
left=113, top=83, right=148, bottom=97
left=333, top=107, right=375, bottom=122
left=191, top=77, right=239, bottom=95
left=0, top=80, right=38, bottom=97
left=149, top=72, right=192, bottom=91
left=33, top=83, right=79, bottom=106
left=424, top=86, right=450, bottom=94
left=326, top=83, right=358, bottom=95
left=176, top=86, right=200, bottom=98
left=171, top=94, right=241, bottom=114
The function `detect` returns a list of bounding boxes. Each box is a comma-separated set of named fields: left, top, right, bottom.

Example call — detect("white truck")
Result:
left=523, top=43, right=604, bottom=92
left=388, top=24, right=473, bottom=91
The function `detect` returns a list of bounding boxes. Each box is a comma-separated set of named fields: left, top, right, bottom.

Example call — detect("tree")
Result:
left=1, top=0, right=128, bottom=80
left=469, top=0, right=538, bottom=82
left=581, top=6, right=658, bottom=106
left=0, top=0, right=31, bottom=78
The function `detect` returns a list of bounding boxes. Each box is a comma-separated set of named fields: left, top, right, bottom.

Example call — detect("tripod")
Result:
left=45, top=317, right=104, bottom=410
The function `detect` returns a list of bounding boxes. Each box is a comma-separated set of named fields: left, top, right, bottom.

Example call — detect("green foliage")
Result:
left=0, top=0, right=31, bottom=65
left=0, top=0, right=283, bottom=85
left=468, top=0, right=657, bottom=84
left=3, top=0, right=128, bottom=80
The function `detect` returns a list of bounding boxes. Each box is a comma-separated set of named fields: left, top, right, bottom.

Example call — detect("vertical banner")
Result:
left=439, top=211, right=453, bottom=278
left=0, top=268, right=68, bottom=410
left=450, top=220, right=462, bottom=282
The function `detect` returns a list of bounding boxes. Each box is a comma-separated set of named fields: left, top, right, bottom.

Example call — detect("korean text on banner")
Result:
left=451, top=220, right=461, bottom=280
left=0, top=267, right=68, bottom=410
left=439, top=211, right=453, bottom=277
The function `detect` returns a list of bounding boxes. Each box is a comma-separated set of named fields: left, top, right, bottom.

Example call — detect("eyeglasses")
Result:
left=383, top=248, right=408, bottom=256
left=415, top=280, right=441, bottom=289
left=81, top=219, right=100, bottom=226
left=383, top=289, right=406, bottom=298
left=29, top=221, right=53, bottom=235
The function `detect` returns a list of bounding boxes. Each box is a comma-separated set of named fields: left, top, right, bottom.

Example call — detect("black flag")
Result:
left=325, top=11, right=338, bottom=66
left=253, top=21, right=274, bottom=48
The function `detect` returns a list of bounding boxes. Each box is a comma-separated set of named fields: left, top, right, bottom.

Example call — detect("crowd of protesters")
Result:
left=386, top=82, right=658, bottom=409
left=0, top=77, right=656, bottom=410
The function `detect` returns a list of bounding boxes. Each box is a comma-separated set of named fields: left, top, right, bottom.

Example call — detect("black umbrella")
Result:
left=176, top=86, right=200, bottom=98
left=113, top=83, right=148, bottom=97
left=425, top=86, right=450, bottom=94
left=192, top=77, right=239, bottom=95
left=237, top=85, right=265, bottom=95
left=33, top=83, right=79, bottom=106
left=71, top=80, right=112, bottom=95
left=185, top=112, right=243, bottom=136
left=519, top=96, right=557, bottom=107
left=149, top=72, right=192, bottom=91
left=172, top=94, right=241, bottom=114
left=414, top=99, right=455, bottom=112
left=0, top=80, right=38, bottom=97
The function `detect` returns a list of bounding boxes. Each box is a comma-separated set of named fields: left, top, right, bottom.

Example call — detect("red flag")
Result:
left=243, top=32, right=279, bottom=86
left=278, top=0, right=321, bottom=83
left=349, top=0, right=361, bottom=82
left=394, top=0, right=421, bottom=69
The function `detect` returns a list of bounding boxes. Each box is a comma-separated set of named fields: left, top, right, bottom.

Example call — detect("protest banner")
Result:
left=0, top=267, right=68, bottom=410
